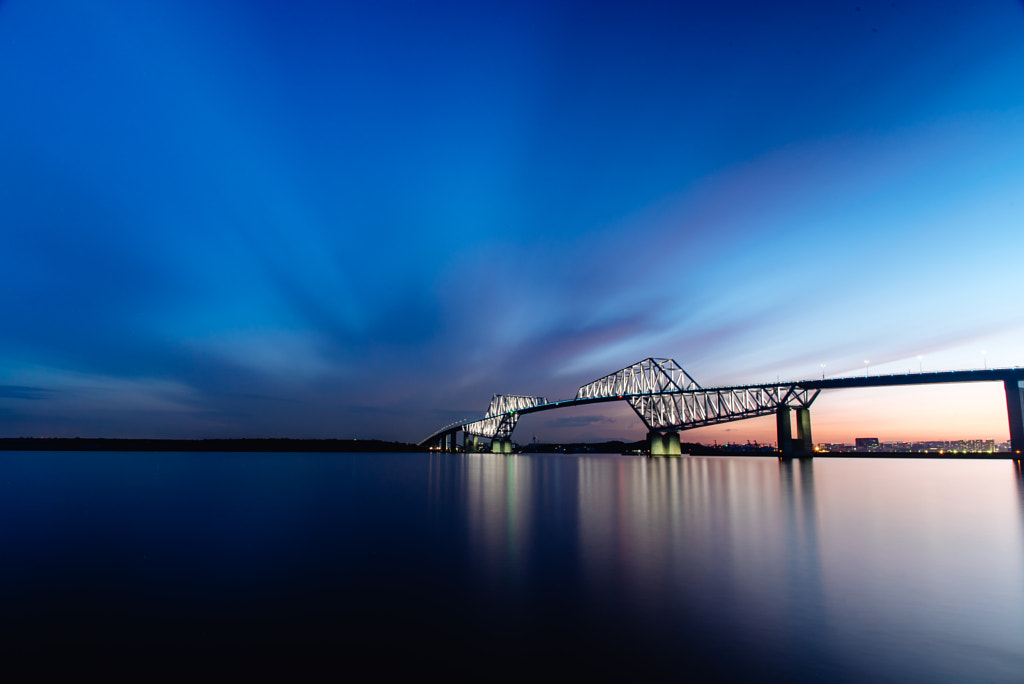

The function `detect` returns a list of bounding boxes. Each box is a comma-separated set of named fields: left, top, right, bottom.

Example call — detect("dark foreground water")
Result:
left=0, top=451, right=1021, bottom=680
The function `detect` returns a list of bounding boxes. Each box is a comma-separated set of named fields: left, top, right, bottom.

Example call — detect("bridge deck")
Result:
left=421, top=368, right=1024, bottom=446
left=727, top=368, right=1024, bottom=391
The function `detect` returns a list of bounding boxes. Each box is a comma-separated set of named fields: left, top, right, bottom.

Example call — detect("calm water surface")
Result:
left=1, top=451, right=1021, bottom=680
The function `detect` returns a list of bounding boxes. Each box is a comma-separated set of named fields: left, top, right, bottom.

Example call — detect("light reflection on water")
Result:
left=445, top=453, right=1024, bottom=682
left=0, top=451, right=1020, bottom=679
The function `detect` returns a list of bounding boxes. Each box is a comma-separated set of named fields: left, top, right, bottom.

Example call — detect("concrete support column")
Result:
left=664, top=431, right=682, bottom=456
left=649, top=431, right=666, bottom=457
left=464, top=432, right=477, bottom=453
left=795, top=408, right=813, bottom=456
left=491, top=438, right=512, bottom=454
left=777, top=406, right=793, bottom=457
left=1006, top=380, right=1024, bottom=457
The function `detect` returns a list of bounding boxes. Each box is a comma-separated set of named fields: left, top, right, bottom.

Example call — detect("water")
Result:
left=0, top=451, right=1021, bottom=680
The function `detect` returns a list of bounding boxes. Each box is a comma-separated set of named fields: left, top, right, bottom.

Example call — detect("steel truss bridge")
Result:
left=421, top=357, right=1024, bottom=457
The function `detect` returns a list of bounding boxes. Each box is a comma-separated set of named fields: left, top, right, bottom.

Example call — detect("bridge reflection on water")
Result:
left=0, top=450, right=1018, bottom=679
left=429, top=452, right=1024, bottom=682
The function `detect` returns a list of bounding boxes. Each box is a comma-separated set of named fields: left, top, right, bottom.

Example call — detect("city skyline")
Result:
left=2, top=1, right=1023, bottom=444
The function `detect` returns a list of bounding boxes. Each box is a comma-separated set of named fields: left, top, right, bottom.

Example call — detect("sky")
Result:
left=1, top=0, right=1023, bottom=445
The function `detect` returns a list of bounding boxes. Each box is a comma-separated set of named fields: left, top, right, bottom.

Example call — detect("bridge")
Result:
left=420, top=358, right=1024, bottom=457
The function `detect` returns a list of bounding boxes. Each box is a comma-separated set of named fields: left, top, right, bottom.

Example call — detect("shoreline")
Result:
left=0, top=438, right=1016, bottom=459
left=0, top=438, right=425, bottom=453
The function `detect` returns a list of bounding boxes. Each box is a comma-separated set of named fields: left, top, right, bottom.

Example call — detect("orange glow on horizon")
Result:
left=521, top=382, right=1014, bottom=446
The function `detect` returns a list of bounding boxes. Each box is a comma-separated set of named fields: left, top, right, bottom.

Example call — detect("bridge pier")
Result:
left=649, top=431, right=663, bottom=457
left=795, top=407, right=813, bottom=455
left=464, top=432, right=478, bottom=453
left=777, top=407, right=793, bottom=456
left=491, top=438, right=512, bottom=454
left=778, top=407, right=813, bottom=458
left=665, top=431, right=681, bottom=455
left=1006, top=380, right=1024, bottom=456
left=648, top=431, right=681, bottom=457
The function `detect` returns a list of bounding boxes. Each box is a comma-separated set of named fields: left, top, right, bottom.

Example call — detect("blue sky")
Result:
left=1, top=0, right=1023, bottom=443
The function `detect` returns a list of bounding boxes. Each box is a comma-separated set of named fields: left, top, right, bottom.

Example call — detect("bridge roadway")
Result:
left=787, top=368, right=1024, bottom=390
left=422, top=364, right=1024, bottom=457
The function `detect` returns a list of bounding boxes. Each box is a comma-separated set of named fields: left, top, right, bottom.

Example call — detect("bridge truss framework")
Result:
left=420, top=357, right=1024, bottom=457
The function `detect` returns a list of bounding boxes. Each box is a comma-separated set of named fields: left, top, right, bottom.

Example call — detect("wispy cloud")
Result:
left=0, top=385, right=53, bottom=400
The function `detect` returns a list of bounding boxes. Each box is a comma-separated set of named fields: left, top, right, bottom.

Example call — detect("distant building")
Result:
left=855, top=437, right=880, bottom=452
left=817, top=438, right=1000, bottom=454
left=816, top=442, right=855, bottom=453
